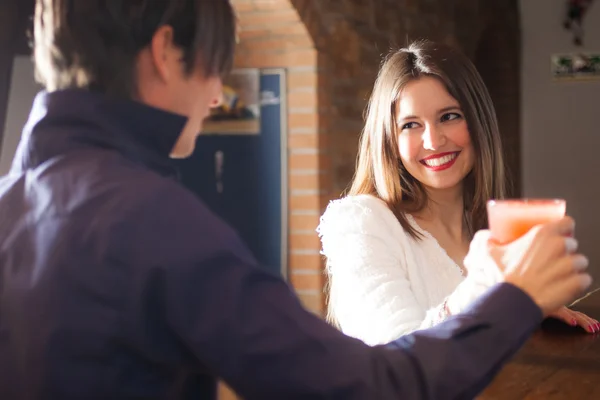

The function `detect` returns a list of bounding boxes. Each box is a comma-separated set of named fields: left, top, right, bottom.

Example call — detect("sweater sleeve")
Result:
left=318, top=196, right=504, bottom=345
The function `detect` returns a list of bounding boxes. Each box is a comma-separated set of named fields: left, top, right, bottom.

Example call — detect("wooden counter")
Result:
left=480, top=290, right=600, bottom=399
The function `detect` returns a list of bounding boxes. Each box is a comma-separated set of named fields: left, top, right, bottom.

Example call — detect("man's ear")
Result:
left=149, top=25, right=180, bottom=83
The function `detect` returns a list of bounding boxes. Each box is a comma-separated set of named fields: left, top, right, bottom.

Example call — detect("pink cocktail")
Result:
left=487, top=199, right=566, bottom=244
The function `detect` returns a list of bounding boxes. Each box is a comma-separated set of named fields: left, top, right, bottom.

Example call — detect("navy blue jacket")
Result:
left=0, top=89, right=542, bottom=399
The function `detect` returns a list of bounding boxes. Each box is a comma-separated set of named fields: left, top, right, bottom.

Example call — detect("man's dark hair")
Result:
left=33, top=0, right=236, bottom=98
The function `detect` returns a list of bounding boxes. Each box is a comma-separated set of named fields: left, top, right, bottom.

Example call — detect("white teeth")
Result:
left=423, top=153, right=457, bottom=167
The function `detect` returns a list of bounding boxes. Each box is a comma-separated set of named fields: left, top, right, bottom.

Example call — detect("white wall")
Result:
left=521, top=0, right=600, bottom=278
left=1, top=56, right=41, bottom=175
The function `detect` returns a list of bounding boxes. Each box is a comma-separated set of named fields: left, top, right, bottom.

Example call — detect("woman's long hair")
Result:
left=325, top=40, right=507, bottom=325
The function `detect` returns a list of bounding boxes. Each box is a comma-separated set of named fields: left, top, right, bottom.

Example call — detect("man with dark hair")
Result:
left=0, top=1, right=591, bottom=399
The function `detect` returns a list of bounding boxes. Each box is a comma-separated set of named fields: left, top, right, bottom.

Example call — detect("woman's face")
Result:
left=396, top=76, right=475, bottom=193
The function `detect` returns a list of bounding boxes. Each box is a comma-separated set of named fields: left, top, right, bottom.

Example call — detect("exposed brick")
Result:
left=235, top=49, right=317, bottom=69
left=288, top=112, right=319, bottom=130
left=289, top=193, right=320, bottom=211
left=290, top=214, right=321, bottom=231
left=296, top=292, right=324, bottom=315
left=252, top=0, right=298, bottom=12
left=288, top=133, right=322, bottom=149
left=290, top=233, right=321, bottom=250
left=290, top=253, right=324, bottom=271
left=288, top=71, right=319, bottom=89
left=319, top=192, right=340, bottom=210
left=289, top=271, right=324, bottom=291
left=287, top=90, right=318, bottom=109
left=239, top=10, right=301, bottom=27
left=242, top=35, right=314, bottom=51
left=289, top=193, right=337, bottom=214
left=289, top=153, right=331, bottom=170
left=230, top=1, right=256, bottom=13
left=289, top=172, right=332, bottom=191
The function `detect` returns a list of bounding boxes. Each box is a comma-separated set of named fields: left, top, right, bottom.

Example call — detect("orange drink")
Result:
left=487, top=199, right=566, bottom=244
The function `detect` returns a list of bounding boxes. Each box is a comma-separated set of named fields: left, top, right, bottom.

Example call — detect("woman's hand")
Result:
left=548, top=306, right=600, bottom=333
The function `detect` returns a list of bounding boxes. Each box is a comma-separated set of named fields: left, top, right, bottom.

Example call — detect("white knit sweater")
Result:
left=317, top=194, right=502, bottom=346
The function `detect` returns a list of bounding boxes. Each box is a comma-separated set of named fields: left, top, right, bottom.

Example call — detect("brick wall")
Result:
left=232, top=0, right=328, bottom=314
left=473, top=1, right=522, bottom=196
left=232, top=0, right=521, bottom=316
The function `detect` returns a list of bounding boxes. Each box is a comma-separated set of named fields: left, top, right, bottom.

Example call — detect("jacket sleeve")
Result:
left=126, top=187, right=543, bottom=400
left=318, top=196, right=507, bottom=345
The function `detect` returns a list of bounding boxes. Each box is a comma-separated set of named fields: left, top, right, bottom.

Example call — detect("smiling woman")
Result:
left=396, top=76, right=475, bottom=192
left=316, top=40, right=599, bottom=346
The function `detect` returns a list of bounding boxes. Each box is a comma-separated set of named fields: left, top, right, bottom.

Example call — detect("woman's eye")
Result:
left=441, top=112, right=462, bottom=122
left=401, top=121, right=419, bottom=130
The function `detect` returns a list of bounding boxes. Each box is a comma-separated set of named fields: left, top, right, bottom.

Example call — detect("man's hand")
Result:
left=465, top=217, right=592, bottom=316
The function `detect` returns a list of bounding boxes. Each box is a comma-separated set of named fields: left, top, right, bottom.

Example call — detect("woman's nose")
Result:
left=422, top=124, right=446, bottom=150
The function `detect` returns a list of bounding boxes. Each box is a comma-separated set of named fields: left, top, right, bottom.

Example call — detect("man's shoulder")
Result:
left=20, top=149, right=226, bottom=241
left=9, top=151, right=251, bottom=264
left=110, top=170, right=249, bottom=259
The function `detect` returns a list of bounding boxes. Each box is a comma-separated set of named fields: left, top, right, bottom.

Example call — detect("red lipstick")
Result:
left=420, top=151, right=460, bottom=172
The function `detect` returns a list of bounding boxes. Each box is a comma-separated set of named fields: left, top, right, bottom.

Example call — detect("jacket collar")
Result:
left=11, top=89, right=189, bottom=177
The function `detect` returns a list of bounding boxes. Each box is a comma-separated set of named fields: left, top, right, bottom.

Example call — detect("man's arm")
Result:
left=129, top=188, right=542, bottom=399
left=159, top=244, right=539, bottom=400
left=387, top=283, right=540, bottom=399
